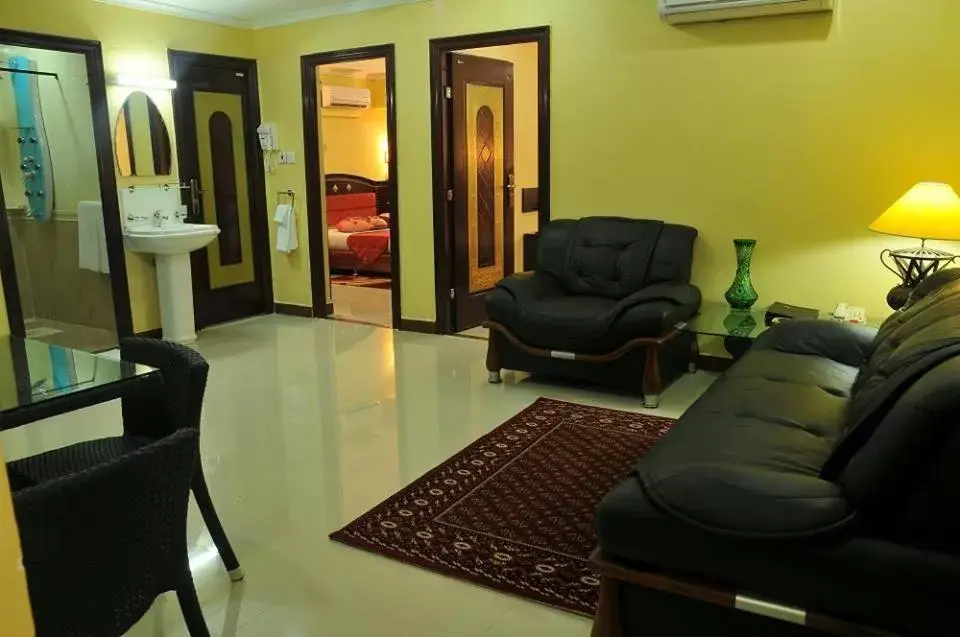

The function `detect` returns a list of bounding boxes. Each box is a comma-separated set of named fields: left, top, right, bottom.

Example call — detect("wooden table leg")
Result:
left=689, top=333, right=700, bottom=373
left=486, top=334, right=502, bottom=384
left=642, top=345, right=662, bottom=409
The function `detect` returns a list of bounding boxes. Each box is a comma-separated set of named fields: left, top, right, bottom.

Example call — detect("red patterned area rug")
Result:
left=330, top=397, right=675, bottom=616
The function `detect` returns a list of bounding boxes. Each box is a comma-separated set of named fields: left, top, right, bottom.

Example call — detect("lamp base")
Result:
left=881, top=246, right=956, bottom=311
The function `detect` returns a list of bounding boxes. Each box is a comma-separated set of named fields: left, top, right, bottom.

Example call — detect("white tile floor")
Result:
left=331, top=285, right=393, bottom=327
left=458, top=326, right=490, bottom=340
left=1, top=316, right=715, bottom=636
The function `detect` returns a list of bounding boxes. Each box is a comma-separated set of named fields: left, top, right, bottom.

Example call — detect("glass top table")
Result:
left=680, top=301, right=826, bottom=340
left=0, top=336, right=160, bottom=431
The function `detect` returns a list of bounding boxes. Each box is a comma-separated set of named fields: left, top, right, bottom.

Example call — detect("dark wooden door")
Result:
left=449, top=53, right=515, bottom=332
left=171, top=53, right=271, bottom=329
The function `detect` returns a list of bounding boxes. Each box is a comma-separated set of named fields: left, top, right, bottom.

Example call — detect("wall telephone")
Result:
left=257, top=123, right=278, bottom=152
left=832, top=303, right=866, bottom=324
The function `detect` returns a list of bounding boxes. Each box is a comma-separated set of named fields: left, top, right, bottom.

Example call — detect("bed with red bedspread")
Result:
left=325, top=174, right=392, bottom=275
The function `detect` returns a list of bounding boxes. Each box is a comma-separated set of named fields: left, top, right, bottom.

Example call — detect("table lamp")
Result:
left=869, top=182, right=960, bottom=310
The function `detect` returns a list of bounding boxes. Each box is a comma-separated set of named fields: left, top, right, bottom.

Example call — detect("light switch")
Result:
left=279, top=151, right=297, bottom=165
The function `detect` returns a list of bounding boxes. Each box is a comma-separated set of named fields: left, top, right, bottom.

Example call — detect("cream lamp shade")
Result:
left=869, top=182, right=960, bottom=241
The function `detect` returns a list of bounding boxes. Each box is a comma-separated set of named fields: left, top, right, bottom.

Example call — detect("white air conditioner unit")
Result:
left=660, top=0, right=834, bottom=24
left=321, top=85, right=371, bottom=109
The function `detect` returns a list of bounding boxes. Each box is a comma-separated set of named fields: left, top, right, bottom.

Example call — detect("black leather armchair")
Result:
left=484, top=217, right=701, bottom=406
left=593, top=275, right=960, bottom=637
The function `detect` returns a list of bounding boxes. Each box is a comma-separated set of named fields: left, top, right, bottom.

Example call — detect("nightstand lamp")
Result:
left=870, top=182, right=960, bottom=310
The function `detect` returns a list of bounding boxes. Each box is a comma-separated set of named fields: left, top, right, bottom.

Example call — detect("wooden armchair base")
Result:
left=483, top=322, right=694, bottom=408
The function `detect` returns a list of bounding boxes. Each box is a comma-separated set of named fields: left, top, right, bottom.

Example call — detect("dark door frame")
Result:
left=0, top=28, right=134, bottom=338
left=168, top=50, right=275, bottom=328
left=300, top=44, right=401, bottom=328
left=429, top=26, right=552, bottom=334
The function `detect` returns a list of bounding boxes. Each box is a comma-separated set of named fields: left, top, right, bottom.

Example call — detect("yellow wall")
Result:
left=319, top=75, right=389, bottom=181
left=0, top=0, right=255, bottom=332
left=7, top=0, right=960, bottom=323
left=0, top=438, right=32, bottom=637
left=255, top=0, right=960, bottom=322
left=0, top=278, right=30, bottom=632
left=458, top=43, right=540, bottom=273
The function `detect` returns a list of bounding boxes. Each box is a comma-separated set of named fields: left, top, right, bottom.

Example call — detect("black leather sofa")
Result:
left=593, top=277, right=960, bottom=637
left=484, top=217, right=701, bottom=407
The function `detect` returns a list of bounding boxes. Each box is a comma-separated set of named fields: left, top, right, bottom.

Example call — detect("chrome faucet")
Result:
left=152, top=209, right=169, bottom=226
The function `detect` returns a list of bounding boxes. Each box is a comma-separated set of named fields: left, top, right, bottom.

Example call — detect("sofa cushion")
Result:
left=486, top=274, right=700, bottom=353
left=634, top=348, right=859, bottom=538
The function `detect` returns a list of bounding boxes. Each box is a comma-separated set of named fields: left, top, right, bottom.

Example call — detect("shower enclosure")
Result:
left=0, top=31, right=129, bottom=352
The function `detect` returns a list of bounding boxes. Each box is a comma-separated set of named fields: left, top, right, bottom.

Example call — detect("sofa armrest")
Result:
left=752, top=319, right=877, bottom=368
left=640, top=463, right=855, bottom=539
left=617, top=281, right=702, bottom=314
left=496, top=271, right=565, bottom=301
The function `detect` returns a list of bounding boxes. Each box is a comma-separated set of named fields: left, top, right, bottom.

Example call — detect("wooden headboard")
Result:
left=324, top=173, right=391, bottom=215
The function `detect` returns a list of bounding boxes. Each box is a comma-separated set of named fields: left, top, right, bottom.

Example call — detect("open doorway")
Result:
left=429, top=28, right=551, bottom=336
left=301, top=46, right=399, bottom=329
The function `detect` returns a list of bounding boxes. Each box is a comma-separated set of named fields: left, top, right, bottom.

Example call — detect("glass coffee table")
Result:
left=680, top=301, right=827, bottom=364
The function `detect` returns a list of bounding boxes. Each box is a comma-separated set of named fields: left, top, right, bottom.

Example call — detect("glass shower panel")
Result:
left=0, top=45, right=118, bottom=352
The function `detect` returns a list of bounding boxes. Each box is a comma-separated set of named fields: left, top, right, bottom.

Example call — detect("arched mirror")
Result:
left=115, top=91, right=172, bottom=177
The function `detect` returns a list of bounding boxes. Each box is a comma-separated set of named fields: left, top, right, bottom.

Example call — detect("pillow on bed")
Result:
left=336, top=217, right=375, bottom=233
left=368, top=216, right=389, bottom=230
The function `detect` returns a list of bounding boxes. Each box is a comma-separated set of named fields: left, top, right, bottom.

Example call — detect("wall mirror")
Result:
left=115, top=91, right=172, bottom=177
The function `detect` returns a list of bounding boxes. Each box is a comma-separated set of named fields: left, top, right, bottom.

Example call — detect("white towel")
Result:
left=96, top=207, right=110, bottom=274
left=78, top=201, right=109, bottom=274
left=274, top=204, right=298, bottom=253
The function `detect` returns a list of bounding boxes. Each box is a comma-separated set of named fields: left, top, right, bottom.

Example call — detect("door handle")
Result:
left=506, top=173, right=516, bottom=190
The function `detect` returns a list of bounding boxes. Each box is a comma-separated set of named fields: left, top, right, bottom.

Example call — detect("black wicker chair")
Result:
left=9, top=429, right=209, bottom=637
left=118, top=337, right=243, bottom=582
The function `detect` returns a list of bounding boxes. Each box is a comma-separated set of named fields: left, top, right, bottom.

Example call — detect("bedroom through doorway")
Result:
left=301, top=45, right=399, bottom=329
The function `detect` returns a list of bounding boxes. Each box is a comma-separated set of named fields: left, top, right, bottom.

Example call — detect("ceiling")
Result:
left=96, top=0, right=428, bottom=29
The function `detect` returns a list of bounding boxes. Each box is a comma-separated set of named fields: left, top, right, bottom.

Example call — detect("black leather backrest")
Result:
left=822, top=281, right=960, bottom=481
left=648, top=224, right=699, bottom=284
left=536, top=217, right=698, bottom=298
left=536, top=219, right=577, bottom=279
left=560, top=217, right=665, bottom=299
left=839, top=355, right=960, bottom=549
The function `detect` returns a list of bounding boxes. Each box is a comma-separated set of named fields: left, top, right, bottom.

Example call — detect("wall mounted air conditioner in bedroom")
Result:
left=321, top=85, right=372, bottom=109
left=660, top=0, right=834, bottom=24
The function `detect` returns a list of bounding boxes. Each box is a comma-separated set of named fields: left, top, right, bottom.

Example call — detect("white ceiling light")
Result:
left=112, top=75, right=178, bottom=90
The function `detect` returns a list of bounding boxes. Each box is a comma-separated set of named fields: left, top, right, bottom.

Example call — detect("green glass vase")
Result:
left=724, top=239, right=759, bottom=310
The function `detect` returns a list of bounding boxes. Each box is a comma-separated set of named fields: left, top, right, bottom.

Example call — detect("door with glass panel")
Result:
left=170, top=52, right=271, bottom=329
left=449, top=53, right=515, bottom=332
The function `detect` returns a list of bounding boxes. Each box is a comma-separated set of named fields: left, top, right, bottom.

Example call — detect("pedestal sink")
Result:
left=123, top=223, right=221, bottom=344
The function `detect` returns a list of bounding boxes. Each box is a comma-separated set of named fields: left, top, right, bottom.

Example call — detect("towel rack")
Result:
left=125, top=183, right=184, bottom=193
left=277, top=189, right=296, bottom=209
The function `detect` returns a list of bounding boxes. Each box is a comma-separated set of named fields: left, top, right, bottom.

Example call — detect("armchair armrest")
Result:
left=752, top=319, right=877, bottom=368
left=617, top=281, right=702, bottom=314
